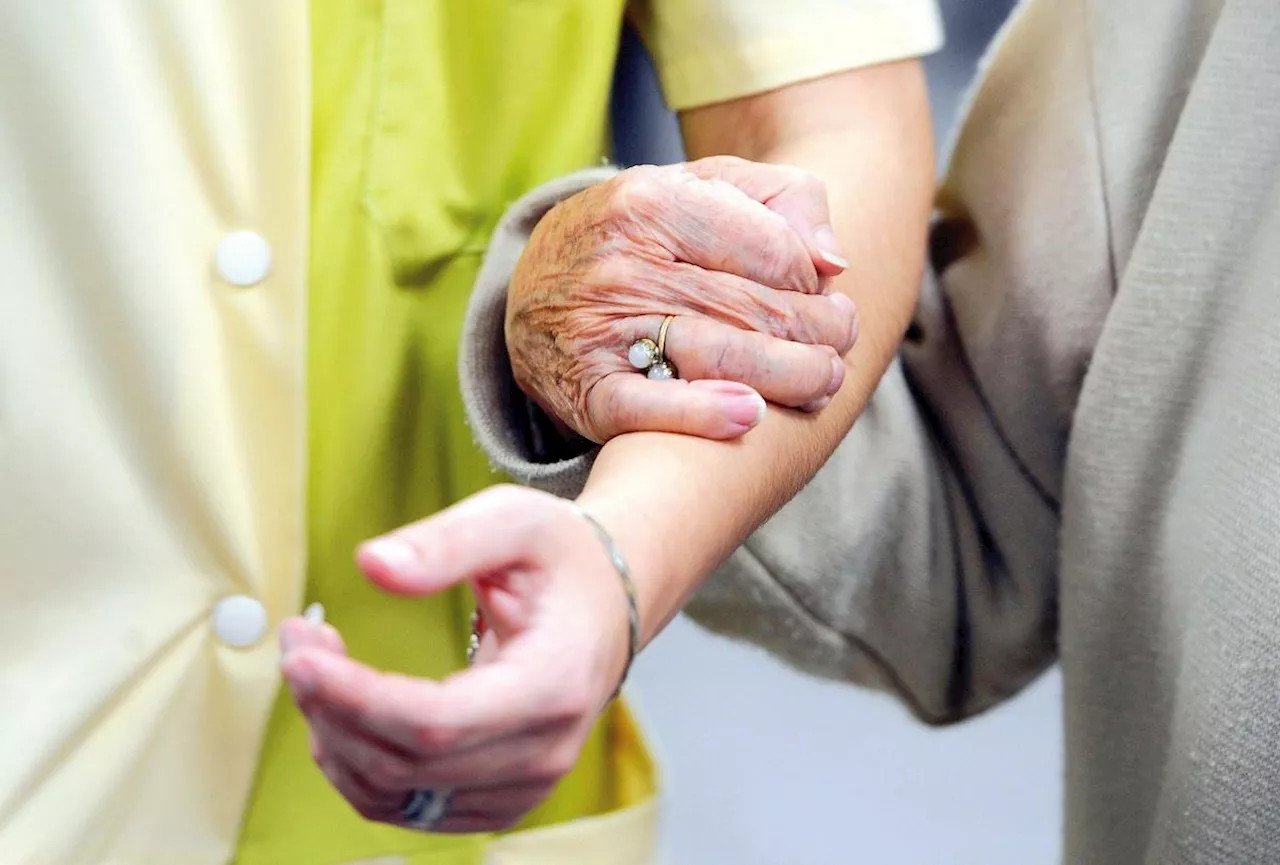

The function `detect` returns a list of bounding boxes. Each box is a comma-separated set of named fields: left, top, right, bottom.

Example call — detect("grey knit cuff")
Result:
left=459, top=166, right=620, bottom=500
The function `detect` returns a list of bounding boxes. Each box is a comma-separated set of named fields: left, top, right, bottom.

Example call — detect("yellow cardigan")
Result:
left=0, top=2, right=940, bottom=863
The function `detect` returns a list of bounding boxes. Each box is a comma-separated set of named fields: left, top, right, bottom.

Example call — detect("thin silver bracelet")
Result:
left=568, top=503, right=641, bottom=701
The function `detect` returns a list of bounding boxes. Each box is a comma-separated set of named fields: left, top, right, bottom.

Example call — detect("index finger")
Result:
left=686, top=155, right=848, bottom=279
left=282, top=639, right=566, bottom=758
left=612, top=165, right=822, bottom=294
left=356, top=485, right=562, bottom=597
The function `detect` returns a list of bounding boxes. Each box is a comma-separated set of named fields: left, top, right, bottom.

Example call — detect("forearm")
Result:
left=577, top=61, right=935, bottom=645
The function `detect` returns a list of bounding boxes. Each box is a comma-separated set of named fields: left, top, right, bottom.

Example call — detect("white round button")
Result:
left=212, top=595, right=269, bottom=648
left=214, top=230, right=272, bottom=286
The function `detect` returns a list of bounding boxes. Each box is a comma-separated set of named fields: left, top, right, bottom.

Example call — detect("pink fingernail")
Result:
left=828, top=356, right=845, bottom=396
left=363, top=537, right=419, bottom=573
left=814, top=227, right=849, bottom=270
left=725, top=393, right=767, bottom=428
left=819, top=250, right=849, bottom=270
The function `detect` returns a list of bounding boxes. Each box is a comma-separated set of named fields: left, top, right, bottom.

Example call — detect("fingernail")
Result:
left=363, top=537, right=419, bottom=572
left=725, top=392, right=767, bottom=428
left=828, top=356, right=846, bottom=396
left=814, top=226, right=849, bottom=270
left=303, top=602, right=326, bottom=625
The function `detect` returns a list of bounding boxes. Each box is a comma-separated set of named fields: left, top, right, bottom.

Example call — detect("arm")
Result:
left=588, top=0, right=1111, bottom=720
left=578, top=60, right=935, bottom=646
left=283, top=2, right=1107, bottom=830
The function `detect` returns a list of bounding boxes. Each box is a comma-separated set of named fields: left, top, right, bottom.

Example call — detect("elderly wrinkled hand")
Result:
left=279, top=486, right=633, bottom=834
left=509, top=155, right=859, bottom=443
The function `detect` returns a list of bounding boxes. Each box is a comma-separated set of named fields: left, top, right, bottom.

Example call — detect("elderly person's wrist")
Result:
left=523, top=392, right=593, bottom=462
left=460, top=155, right=857, bottom=493
left=459, top=167, right=618, bottom=496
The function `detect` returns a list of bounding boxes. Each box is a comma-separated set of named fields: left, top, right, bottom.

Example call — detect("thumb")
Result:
left=356, top=486, right=556, bottom=597
left=279, top=605, right=347, bottom=657
left=685, top=155, right=848, bottom=279
left=588, top=373, right=767, bottom=442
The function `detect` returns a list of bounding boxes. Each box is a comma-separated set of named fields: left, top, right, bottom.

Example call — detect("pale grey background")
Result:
left=610, top=3, right=1066, bottom=864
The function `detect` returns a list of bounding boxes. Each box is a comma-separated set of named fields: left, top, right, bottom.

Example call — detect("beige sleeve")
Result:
left=628, top=0, right=944, bottom=110
left=459, top=172, right=1058, bottom=724
left=462, top=0, right=1116, bottom=725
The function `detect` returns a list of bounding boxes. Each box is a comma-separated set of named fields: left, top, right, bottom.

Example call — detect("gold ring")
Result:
left=656, top=315, right=675, bottom=360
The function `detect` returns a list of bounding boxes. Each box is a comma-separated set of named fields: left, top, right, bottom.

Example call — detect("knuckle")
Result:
left=598, top=379, right=641, bottom=432
left=480, top=483, right=528, bottom=511
left=837, top=310, right=859, bottom=353
left=791, top=298, right=840, bottom=346
left=764, top=298, right=800, bottom=340
left=578, top=380, right=611, bottom=440
left=333, top=669, right=377, bottom=721
left=706, top=333, right=734, bottom=377
left=787, top=164, right=829, bottom=202
left=368, top=753, right=412, bottom=788
left=709, top=335, right=756, bottom=382
left=586, top=253, right=641, bottom=293
left=412, top=722, right=460, bottom=754
left=545, top=682, right=594, bottom=726
left=766, top=237, right=811, bottom=284
left=690, top=154, right=741, bottom=175
left=577, top=402, right=609, bottom=444
left=788, top=165, right=822, bottom=191
left=797, top=348, right=837, bottom=397
left=608, top=166, right=665, bottom=221
left=527, top=749, right=580, bottom=786
left=545, top=743, right=583, bottom=780
left=348, top=762, right=397, bottom=802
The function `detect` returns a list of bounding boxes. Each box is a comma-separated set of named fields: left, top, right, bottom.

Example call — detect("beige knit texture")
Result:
left=460, top=1, right=1280, bottom=860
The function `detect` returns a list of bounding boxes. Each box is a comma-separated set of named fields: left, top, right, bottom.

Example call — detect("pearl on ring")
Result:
left=628, top=338, right=659, bottom=370
left=646, top=361, right=676, bottom=381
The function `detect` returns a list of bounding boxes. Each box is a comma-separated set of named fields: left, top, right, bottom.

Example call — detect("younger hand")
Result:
left=280, top=486, right=634, bottom=833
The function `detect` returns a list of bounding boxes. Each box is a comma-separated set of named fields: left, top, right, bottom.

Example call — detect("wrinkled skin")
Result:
left=507, top=156, right=859, bottom=443
left=278, top=160, right=861, bottom=835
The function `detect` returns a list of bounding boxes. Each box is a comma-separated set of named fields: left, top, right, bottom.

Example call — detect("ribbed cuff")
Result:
left=458, top=166, right=620, bottom=500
